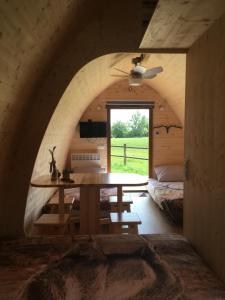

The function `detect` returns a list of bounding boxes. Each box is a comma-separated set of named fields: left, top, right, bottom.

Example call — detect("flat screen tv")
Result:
left=80, top=121, right=107, bottom=138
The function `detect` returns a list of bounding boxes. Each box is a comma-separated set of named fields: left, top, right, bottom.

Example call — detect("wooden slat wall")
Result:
left=69, top=80, right=184, bottom=174
left=0, top=1, right=148, bottom=236
left=141, top=0, right=225, bottom=49
left=185, top=13, right=225, bottom=283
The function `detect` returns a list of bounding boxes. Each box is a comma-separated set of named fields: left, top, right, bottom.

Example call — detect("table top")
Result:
left=30, top=173, right=148, bottom=188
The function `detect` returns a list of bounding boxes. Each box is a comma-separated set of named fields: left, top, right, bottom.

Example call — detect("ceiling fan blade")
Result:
left=151, top=66, right=163, bottom=73
left=143, top=66, right=163, bottom=78
left=143, top=74, right=157, bottom=79
left=114, top=67, right=130, bottom=75
left=110, top=74, right=128, bottom=77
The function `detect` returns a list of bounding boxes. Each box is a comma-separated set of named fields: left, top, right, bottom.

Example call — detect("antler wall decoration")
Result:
left=153, top=125, right=183, bottom=134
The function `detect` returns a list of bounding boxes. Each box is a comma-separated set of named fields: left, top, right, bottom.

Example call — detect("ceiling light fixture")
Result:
left=128, top=76, right=142, bottom=86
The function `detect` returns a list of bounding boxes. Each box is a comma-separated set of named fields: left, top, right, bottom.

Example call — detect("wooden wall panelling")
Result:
left=0, top=0, right=153, bottom=236
left=185, top=13, right=225, bottom=283
left=69, top=80, right=184, bottom=175
left=140, top=0, right=225, bottom=49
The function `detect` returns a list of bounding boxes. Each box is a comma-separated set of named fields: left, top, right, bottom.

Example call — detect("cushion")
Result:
left=154, top=165, right=184, bottom=182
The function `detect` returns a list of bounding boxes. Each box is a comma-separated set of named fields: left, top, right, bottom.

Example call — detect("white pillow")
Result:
left=154, top=165, right=184, bottom=182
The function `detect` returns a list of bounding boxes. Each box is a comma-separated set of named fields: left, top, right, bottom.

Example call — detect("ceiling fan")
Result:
left=111, top=54, right=163, bottom=86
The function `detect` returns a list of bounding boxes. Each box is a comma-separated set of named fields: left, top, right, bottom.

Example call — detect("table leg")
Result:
left=80, top=186, right=100, bottom=234
left=58, top=188, right=65, bottom=214
left=117, top=186, right=123, bottom=213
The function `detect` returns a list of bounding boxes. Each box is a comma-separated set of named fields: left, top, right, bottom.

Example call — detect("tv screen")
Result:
left=80, top=121, right=107, bottom=138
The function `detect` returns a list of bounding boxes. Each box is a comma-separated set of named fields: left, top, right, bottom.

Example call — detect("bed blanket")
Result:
left=1, top=234, right=225, bottom=300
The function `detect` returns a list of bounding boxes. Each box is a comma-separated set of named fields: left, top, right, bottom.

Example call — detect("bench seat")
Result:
left=47, top=195, right=75, bottom=213
left=34, top=213, right=70, bottom=235
left=109, top=195, right=133, bottom=212
left=110, top=212, right=141, bottom=234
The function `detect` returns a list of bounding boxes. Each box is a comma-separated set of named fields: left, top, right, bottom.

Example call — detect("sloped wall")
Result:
left=185, top=13, right=225, bottom=283
left=0, top=0, right=149, bottom=236
left=70, top=80, right=184, bottom=172
left=0, top=0, right=81, bottom=236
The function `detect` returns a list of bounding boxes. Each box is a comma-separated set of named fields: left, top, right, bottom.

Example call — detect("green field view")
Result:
left=111, top=137, right=149, bottom=175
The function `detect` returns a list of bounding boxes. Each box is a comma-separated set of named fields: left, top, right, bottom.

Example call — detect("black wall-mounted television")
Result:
left=79, top=120, right=107, bottom=138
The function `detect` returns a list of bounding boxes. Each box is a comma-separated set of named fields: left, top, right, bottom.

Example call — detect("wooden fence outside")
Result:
left=111, top=144, right=148, bottom=165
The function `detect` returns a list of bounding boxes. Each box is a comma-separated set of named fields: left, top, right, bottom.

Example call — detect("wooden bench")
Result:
left=109, top=195, right=133, bottom=212
left=110, top=212, right=142, bottom=234
left=47, top=195, right=75, bottom=213
left=34, top=214, right=70, bottom=235
left=69, top=213, right=111, bottom=234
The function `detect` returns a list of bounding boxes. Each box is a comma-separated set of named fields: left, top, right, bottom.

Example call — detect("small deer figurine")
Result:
left=49, top=146, right=60, bottom=181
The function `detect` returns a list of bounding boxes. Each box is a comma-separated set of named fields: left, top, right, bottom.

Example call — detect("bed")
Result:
left=3, top=234, right=225, bottom=299
left=147, top=165, right=184, bottom=225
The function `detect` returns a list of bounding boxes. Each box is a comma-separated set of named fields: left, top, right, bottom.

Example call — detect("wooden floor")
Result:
left=128, top=193, right=183, bottom=235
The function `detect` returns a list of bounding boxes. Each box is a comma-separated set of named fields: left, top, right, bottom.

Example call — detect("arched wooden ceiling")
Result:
left=50, top=52, right=186, bottom=129
left=103, top=53, right=186, bottom=123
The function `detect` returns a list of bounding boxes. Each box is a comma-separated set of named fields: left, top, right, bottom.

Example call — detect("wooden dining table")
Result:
left=31, top=173, right=148, bottom=234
